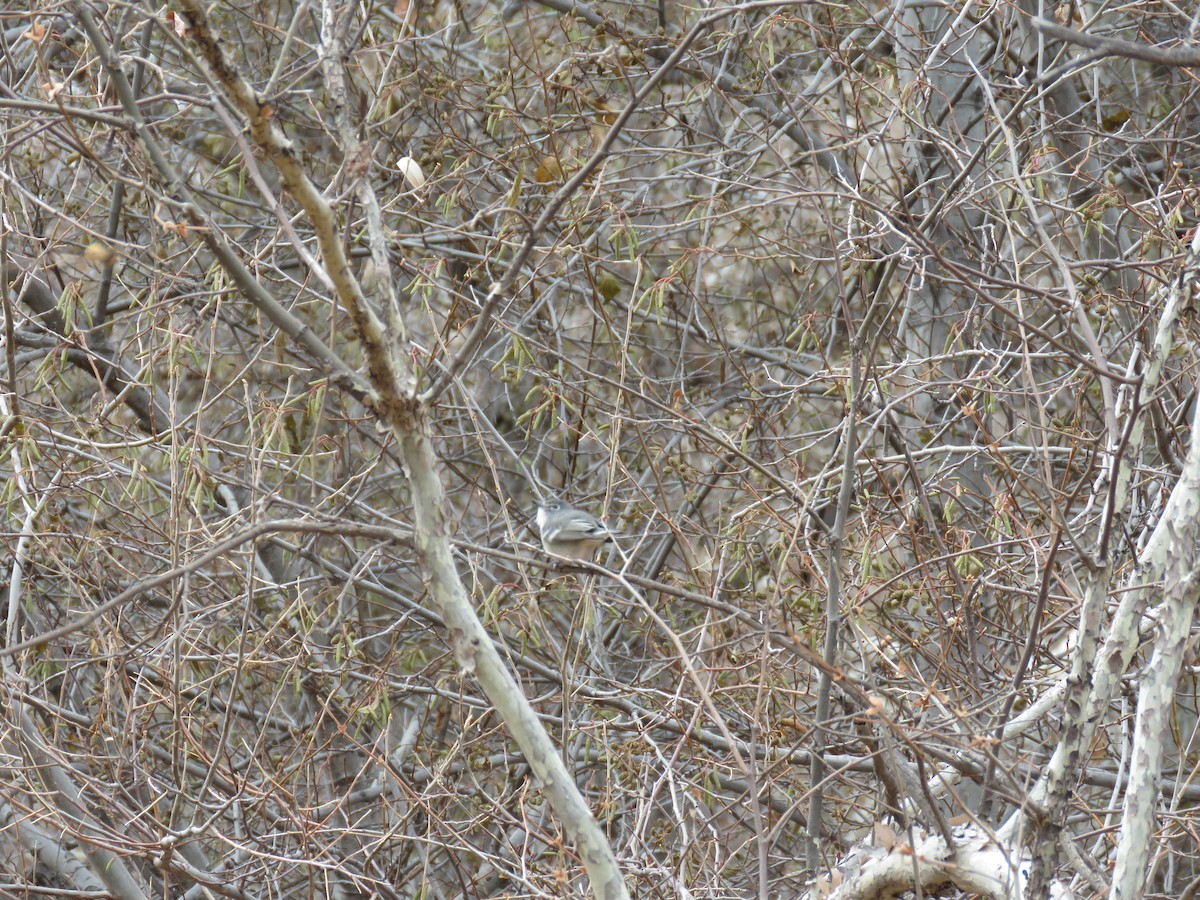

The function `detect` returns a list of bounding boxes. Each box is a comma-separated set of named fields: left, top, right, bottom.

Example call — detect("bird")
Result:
left=535, top=499, right=618, bottom=560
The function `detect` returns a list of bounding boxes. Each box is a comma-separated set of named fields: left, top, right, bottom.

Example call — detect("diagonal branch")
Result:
left=1033, top=17, right=1200, bottom=67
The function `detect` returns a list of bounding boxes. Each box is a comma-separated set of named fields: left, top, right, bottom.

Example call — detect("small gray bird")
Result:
left=536, top=500, right=618, bottom=560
